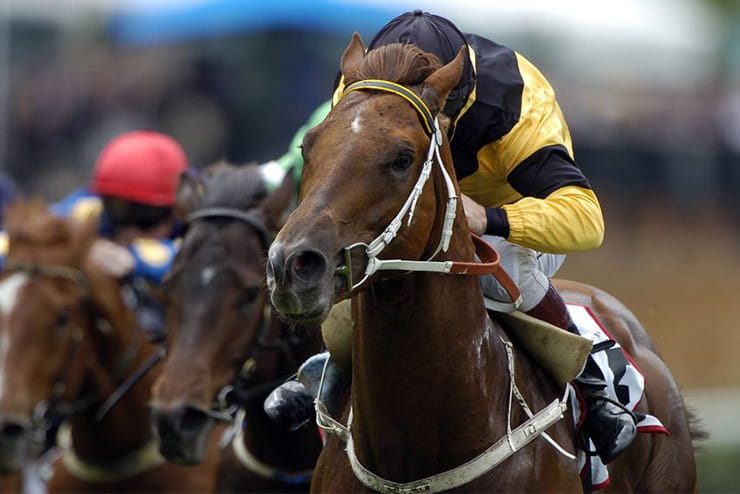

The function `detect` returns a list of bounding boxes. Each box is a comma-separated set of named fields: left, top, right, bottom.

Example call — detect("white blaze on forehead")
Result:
left=0, top=273, right=28, bottom=400
left=201, top=266, right=217, bottom=286
left=0, top=273, right=28, bottom=316
left=351, top=114, right=363, bottom=134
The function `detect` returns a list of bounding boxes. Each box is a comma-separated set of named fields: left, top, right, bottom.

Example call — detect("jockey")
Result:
left=51, top=130, right=188, bottom=341
left=264, top=10, right=636, bottom=465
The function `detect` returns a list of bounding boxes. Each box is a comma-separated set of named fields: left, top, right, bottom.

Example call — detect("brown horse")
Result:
left=0, top=200, right=220, bottom=492
left=150, top=163, right=323, bottom=492
left=266, top=34, right=698, bottom=493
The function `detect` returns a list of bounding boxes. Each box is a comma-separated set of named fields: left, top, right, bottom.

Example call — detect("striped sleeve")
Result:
left=502, top=186, right=604, bottom=254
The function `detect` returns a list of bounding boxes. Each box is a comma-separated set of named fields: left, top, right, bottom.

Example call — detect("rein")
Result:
left=2, top=260, right=154, bottom=425
left=336, top=80, right=521, bottom=310
left=3, top=260, right=94, bottom=422
left=321, top=79, right=572, bottom=492
left=315, top=334, right=571, bottom=494
left=185, top=205, right=316, bottom=481
left=183, top=207, right=299, bottom=421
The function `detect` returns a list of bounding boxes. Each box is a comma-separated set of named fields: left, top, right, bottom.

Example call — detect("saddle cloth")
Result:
left=567, top=303, right=669, bottom=491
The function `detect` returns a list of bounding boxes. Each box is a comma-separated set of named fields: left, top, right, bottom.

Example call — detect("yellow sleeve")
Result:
left=502, top=185, right=604, bottom=254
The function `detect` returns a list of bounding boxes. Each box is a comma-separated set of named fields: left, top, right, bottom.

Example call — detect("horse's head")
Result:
left=150, top=163, right=295, bottom=465
left=0, top=201, right=132, bottom=473
left=267, top=34, right=466, bottom=326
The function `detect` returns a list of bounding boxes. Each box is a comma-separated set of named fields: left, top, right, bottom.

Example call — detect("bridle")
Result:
left=184, top=205, right=316, bottom=484
left=182, top=207, right=302, bottom=421
left=0, top=259, right=141, bottom=431
left=315, top=79, right=574, bottom=493
left=335, top=80, right=521, bottom=309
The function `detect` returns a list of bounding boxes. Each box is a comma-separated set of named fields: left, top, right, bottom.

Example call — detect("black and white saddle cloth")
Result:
left=567, top=303, right=669, bottom=491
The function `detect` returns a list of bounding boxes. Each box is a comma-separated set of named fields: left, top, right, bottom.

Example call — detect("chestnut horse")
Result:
left=150, top=163, right=323, bottom=492
left=266, top=35, right=698, bottom=493
left=0, top=201, right=220, bottom=492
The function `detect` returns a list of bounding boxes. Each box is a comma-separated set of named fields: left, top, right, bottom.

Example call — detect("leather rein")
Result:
left=183, top=207, right=302, bottom=422
left=0, top=259, right=150, bottom=436
left=185, top=206, right=315, bottom=483
left=319, top=79, right=572, bottom=493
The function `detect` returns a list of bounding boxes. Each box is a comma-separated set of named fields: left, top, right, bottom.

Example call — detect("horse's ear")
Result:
left=421, top=46, right=466, bottom=116
left=340, top=32, right=366, bottom=81
left=174, top=170, right=205, bottom=222
left=261, top=168, right=296, bottom=233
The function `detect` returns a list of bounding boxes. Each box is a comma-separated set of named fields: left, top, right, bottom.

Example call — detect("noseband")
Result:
left=184, top=207, right=300, bottom=420
left=335, top=80, right=521, bottom=307
left=2, top=260, right=109, bottom=429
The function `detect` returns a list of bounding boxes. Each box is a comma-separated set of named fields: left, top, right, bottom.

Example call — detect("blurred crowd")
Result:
left=3, top=16, right=740, bottom=226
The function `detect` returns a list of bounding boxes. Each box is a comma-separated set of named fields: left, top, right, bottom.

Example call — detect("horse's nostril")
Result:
left=153, top=405, right=210, bottom=439
left=288, top=250, right=327, bottom=288
left=0, top=423, right=25, bottom=440
left=178, top=407, right=210, bottom=434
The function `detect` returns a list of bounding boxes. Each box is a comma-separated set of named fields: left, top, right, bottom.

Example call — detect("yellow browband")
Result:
left=342, top=79, right=435, bottom=135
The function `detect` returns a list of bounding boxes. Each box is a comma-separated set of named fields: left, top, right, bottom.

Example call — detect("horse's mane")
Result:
left=349, top=42, right=443, bottom=87
left=199, top=161, right=268, bottom=211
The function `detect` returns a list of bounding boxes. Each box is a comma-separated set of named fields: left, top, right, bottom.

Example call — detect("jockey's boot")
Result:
left=526, top=282, right=637, bottom=464
left=264, top=352, right=349, bottom=431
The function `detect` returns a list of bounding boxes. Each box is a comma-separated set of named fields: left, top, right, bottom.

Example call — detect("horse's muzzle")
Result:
left=151, top=404, right=213, bottom=465
left=0, top=419, right=37, bottom=474
left=267, top=242, right=334, bottom=325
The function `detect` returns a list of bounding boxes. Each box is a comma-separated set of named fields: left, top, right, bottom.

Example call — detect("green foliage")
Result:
left=696, top=443, right=740, bottom=493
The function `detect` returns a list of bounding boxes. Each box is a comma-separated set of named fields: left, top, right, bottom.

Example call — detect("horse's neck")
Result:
left=351, top=258, right=510, bottom=477
left=67, top=327, right=156, bottom=462
left=240, top=317, right=322, bottom=469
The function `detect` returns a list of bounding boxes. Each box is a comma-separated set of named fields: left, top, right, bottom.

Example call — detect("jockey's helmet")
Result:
left=367, top=10, right=475, bottom=118
left=91, top=130, right=187, bottom=207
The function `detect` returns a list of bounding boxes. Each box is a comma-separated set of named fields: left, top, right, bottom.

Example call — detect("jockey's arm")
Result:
left=463, top=53, right=604, bottom=255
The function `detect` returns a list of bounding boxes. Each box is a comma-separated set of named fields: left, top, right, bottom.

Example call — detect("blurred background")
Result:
left=1, top=0, right=738, bottom=490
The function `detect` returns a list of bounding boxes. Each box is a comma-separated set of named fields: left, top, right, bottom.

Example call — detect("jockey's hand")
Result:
left=88, top=238, right=135, bottom=279
left=461, top=194, right=487, bottom=236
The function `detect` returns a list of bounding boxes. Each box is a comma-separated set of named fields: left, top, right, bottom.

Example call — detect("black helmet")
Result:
left=368, top=10, right=474, bottom=117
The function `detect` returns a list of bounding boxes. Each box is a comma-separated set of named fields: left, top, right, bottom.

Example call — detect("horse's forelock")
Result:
left=5, top=201, right=73, bottom=249
left=353, top=43, right=442, bottom=87
left=200, top=162, right=268, bottom=211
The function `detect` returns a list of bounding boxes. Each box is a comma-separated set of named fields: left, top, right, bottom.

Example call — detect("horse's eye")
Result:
left=56, top=311, right=69, bottom=329
left=391, top=153, right=414, bottom=174
left=238, top=287, right=261, bottom=311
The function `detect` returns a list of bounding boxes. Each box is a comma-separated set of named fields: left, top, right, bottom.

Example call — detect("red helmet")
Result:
left=91, top=130, right=188, bottom=207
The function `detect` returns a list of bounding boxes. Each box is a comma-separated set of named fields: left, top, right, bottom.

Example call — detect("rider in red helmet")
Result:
left=90, top=130, right=187, bottom=240
left=53, top=130, right=190, bottom=341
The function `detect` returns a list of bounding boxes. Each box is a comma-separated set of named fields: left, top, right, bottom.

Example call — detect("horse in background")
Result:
left=0, top=200, right=221, bottom=492
left=266, top=34, right=699, bottom=492
left=150, top=162, right=323, bottom=492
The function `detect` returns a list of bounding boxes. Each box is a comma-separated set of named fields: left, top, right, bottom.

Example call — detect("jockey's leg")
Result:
left=526, top=281, right=636, bottom=464
left=481, top=235, right=636, bottom=464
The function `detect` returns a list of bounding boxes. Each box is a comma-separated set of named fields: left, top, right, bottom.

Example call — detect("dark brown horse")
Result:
left=150, top=163, right=323, bottom=492
left=0, top=200, right=220, bottom=492
left=266, top=34, right=698, bottom=493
